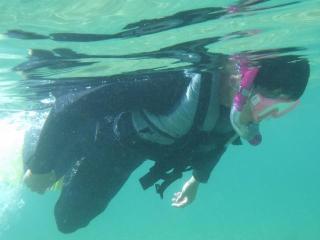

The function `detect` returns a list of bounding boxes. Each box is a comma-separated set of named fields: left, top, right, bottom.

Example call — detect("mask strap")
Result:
left=230, top=56, right=262, bottom=145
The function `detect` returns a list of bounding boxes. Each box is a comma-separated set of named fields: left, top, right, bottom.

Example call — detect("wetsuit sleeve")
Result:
left=58, top=71, right=188, bottom=118
left=191, top=146, right=227, bottom=183
left=190, top=132, right=240, bottom=183
left=27, top=71, right=188, bottom=175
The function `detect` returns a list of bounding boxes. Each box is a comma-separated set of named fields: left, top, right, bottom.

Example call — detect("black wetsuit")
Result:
left=24, top=67, right=239, bottom=233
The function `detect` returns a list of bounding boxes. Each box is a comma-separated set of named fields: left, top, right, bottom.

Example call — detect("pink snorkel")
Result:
left=230, top=56, right=262, bottom=146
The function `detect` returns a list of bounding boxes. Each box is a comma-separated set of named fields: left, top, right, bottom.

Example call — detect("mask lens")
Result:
left=251, top=94, right=299, bottom=121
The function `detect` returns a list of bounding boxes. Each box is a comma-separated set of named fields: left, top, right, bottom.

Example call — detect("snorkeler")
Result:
left=23, top=54, right=309, bottom=233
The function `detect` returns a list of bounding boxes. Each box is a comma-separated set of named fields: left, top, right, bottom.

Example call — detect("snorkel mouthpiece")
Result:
left=230, top=57, right=262, bottom=146
left=230, top=106, right=262, bottom=146
left=246, top=123, right=262, bottom=145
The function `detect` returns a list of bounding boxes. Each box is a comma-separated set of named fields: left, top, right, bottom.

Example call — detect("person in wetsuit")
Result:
left=23, top=54, right=310, bottom=233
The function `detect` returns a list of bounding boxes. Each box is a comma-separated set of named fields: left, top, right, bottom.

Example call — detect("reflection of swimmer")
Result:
left=23, top=54, right=309, bottom=233
left=5, top=7, right=226, bottom=42
left=5, top=1, right=297, bottom=42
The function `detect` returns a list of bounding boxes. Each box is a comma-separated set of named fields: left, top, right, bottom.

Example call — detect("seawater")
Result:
left=0, top=0, right=319, bottom=239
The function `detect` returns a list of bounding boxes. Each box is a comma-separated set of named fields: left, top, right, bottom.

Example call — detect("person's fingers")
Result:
left=172, top=192, right=181, bottom=202
left=174, top=192, right=181, bottom=197
left=23, top=169, right=32, bottom=183
left=35, top=188, right=46, bottom=195
left=23, top=169, right=50, bottom=194
left=28, top=181, right=46, bottom=193
left=30, top=185, right=45, bottom=194
left=171, top=196, right=188, bottom=208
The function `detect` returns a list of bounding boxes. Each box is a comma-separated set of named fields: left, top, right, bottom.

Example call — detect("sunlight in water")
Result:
left=0, top=114, right=26, bottom=235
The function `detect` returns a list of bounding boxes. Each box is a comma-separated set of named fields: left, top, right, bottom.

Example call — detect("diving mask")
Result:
left=250, top=93, right=299, bottom=122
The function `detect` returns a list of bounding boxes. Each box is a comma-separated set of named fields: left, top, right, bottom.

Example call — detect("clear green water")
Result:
left=0, top=0, right=319, bottom=239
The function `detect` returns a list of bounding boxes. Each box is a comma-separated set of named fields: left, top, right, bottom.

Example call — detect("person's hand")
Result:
left=171, top=176, right=199, bottom=208
left=23, top=169, right=57, bottom=194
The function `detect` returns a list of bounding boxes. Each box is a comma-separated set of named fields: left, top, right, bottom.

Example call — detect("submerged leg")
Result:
left=54, top=140, right=143, bottom=233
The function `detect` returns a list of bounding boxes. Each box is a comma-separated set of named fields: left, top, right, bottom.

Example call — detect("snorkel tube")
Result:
left=230, top=57, right=262, bottom=146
